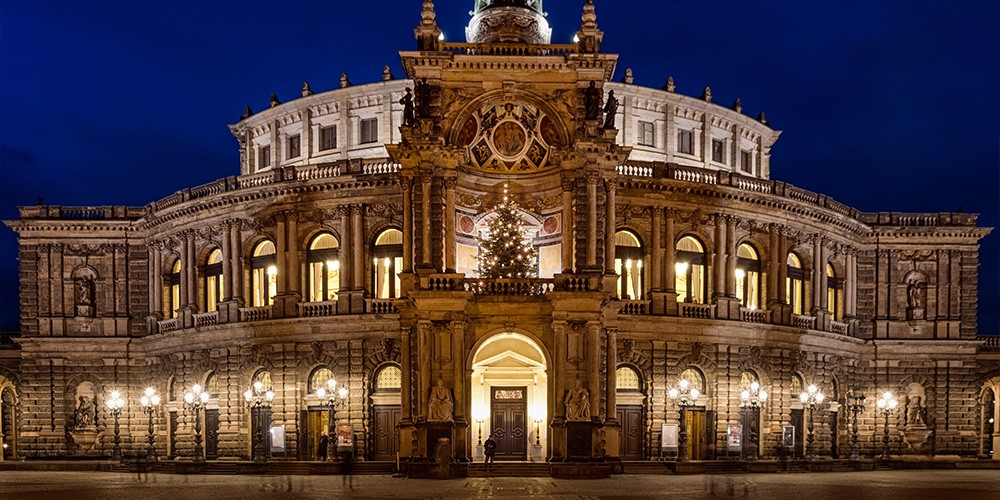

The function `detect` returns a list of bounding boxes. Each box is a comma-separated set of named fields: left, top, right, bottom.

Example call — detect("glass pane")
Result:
left=681, top=368, right=705, bottom=392
left=253, top=268, right=266, bottom=307
left=376, top=366, right=402, bottom=390
left=740, top=371, right=758, bottom=387
left=207, top=276, right=218, bottom=312
left=691, top=263, right=705, bottom=303
left=747, top=271, right=759, bottom=309
left=253, top=370, right=272, bottom=391
left=310, top=233, right=338, bottom=250
left=170, top=285, right=180, bottom=318
left=309, top=262, right=323, bottom=302
left=206, top=373, right=219, bottom=396
left=676, top=262, right=689, bottom=302
left=375, top=229, right=403, bottom=246
left=615, top=259, right=624, bottom=299
left=394, top=257, right=403, bottom=298
left=616, top=367, right=640, bottom=391
left=326, top=261, right=340, bottom=301
left=254, top=241, right=276, bottom=257
left=310, top=368, right=333, bottom=392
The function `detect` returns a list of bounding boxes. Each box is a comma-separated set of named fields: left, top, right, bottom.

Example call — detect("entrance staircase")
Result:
left=467, top=461, right=551, bottom=477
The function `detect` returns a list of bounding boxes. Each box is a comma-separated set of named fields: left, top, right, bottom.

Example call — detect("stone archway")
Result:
left=470, top=332, right=548, bottom=461
left=0, top=373, right=19, bottom=461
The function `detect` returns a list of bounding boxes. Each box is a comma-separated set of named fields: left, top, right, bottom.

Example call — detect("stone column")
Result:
left=402, top=177, right=414, bottom=273
left=561, top=176, right=575, bottom=273
left=221, top=223, right=234, bottom=301
left=444, top=177, right=457, bottom=273
left=337, top=207, right=353, bottom=315
left=452, top=321, right=468, bottom=460
left=301, top=109, right=313, bottom=161
left=186, top=232, right=198, bottom=309
left=275, top=215, right=288, bottom=295
left=767, top=225, right=779, bottom=305
left=352, top=205, right=364, bottom=290
left=586, top=173, right=598, bottom=268
left=551, top=321, right=568, bottom=460
left=845, top=251, right=857, bottom=318
left=417, top=321, right=433, bottom=421
left=605, top=179, right=617, bottom=275
left=287, top=214, right=300, bottom=296
left=713, top=216, right=725, bottom=299
left=605, top=328, right=618, bottom=422
left=587, top=322, right=600, bottom=420
left=651, top=208, right=663, bottom=291
left=400, top=326, right=413, bottom=423
left=421, top=173, right=433, bottom=267
left=151, top=246, right=163, bottom=317
left=230, top=221, right=244, bottom=304
left=725, top=217, right=737, bottom=297
left=664, top=211, right=678, bottom=315
left=811, top=236, right=823, bottom=313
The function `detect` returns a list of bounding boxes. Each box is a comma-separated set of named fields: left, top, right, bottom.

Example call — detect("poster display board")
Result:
left=782, top=425, right=796, bottom=451
left=727, top=424, right=742, bottom=452
left=661, top=424, right=679, bottom=451
left=337, top=424, right=354, bottom=450
left=270, top=424, right=286, bottom=453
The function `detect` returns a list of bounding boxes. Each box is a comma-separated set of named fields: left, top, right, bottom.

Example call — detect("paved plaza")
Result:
left=1, top=470, right=998, bottom=500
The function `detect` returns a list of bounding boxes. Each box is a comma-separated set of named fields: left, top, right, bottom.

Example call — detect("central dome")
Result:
left=466, top=0, right=552, bottom=44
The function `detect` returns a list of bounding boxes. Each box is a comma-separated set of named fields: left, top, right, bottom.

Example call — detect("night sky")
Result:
left=1, top=1, right=997, bottom=333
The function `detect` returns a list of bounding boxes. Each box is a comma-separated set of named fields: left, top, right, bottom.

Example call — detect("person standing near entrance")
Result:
left=483, top=433, right=497, bottom=470
left=318, top=433, right=329, bottom=462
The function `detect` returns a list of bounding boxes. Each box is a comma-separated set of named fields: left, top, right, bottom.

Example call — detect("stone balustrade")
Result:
left=830, top=321, right=848, bottom=335
left=679, top=302, right=715, bottom=319
left=157, top=318, right=179, bottom=333
left=739, top=307, right=770, bottom=324
left=618, top=300, right=650, bottom=315
left=366, top=299, right=399, bottom=314
left=440, top=42, right=578, bottom=56
left=239, top=307, right=271, bottom=322
left=465, top=279, right=554, bottom=296
left=793, top=314, right=817, bottom=330
left=299, top=301, right=338, bottom=318
left=553, top=274, right=599, bottom=292
left=193, top=311, right=218, bottom=327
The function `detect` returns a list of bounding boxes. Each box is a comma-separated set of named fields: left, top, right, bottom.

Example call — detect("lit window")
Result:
left=360, top=118, right=378, bottom=144
left=615, top=230, right=643, bottom=300
left=373, top=229, right=403, bottom=299
left=165, top=258, right=181, bottom=318
left=205, top=372, right=219, bottom=397
left=675, top=236, right=706, bottom=303
left=681, top=367, right=706, bottom=393
left=252, top=369, right=272, bottom=392
left=375, top=365, right=402, bottom=392
left=251, top=241, right=277, bottom=307
left=616, top=366, right=641, bottom=391
left=786, top=253, right=805, bottom=315
left=307, top=233, right=340, bottom=302
left=827, top=263, right=842, bottom=321
left=309, top=367, right=334, bottom=393
left=638, top=121, right=655, bottom=147
left=735, top=243, right=761, bottom=309
left=205, top=249, right=224, bottom=313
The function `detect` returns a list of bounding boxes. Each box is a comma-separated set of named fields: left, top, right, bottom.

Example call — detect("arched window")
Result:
left=251, top=241, right=277, bottom=307
left=167, top=376, right=177, bottom=402
left=826, top=263, right=842, bottom=321
left=205, top=249, right=224, bottom=313
left=307, top=233, right=340, bottom=302
left=680, top=367, right=706, bottom=393
left=205, top=372, right=219, bottom=397
left=790, top=373, right=804, bottom=397
left=614, top=231, right=644, bottom=300
left=165, top=258, right=181, bottom=319
left=309, top=367, right=334, bottom=393
left=372, top=229, right=403, bottom=299
left=1, top=387, right=15, bottom=459
left=740, top=370, right=759, bottom=388
left=735, top=243, right=761, bottom=309
left=786, top=253, right=805, bottom=315
left=616, top=366, right=641, bottom=392
left=252, top=369, right=272, bottom=392
left=374, top=365, right=402, bottom=392
left=675, top=236, right=707, bottom=303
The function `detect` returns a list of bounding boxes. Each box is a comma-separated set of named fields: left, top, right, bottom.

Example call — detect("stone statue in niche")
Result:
left=428, top=378, right=454, bottom=422
left=400, top=87, right=415, bottom=127
left=74, top=277, right=95, bottom=317
left=72, top=396, right=95, bottom=430
left=906, top=395, right=927, bottom=427
left=565, top=379, right=591, bottom=422
left=584, top=81, right=601, bottom=121
left=602, top=90, right=618, bottom=130
left=415, top=78, right=432, bottom=119
left=906, top=280, right=926, bottom=320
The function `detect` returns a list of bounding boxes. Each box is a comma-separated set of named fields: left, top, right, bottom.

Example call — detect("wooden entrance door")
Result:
left=686, top=409, right=707, bottom=460
left=372, top=405, right=401, bottom=461
left=829, top=411, right=839, bottom=458
left=491, top=387, right=527, bottom=460
left=205, top=409, right=220, bottom=460
left=302, top=409, right=329, bottom=461
left=791, top=409, right=804, bottom=458
left=168, top=411, right=178, bottom=459
left=617, top=405, right=643, bottom=460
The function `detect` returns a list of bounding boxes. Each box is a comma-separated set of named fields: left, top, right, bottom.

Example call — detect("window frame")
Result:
left=319, top=125, right=337, bottom=151
left=286, top=134, right=301, bottom=160
left=677, top=129, right=694, bottom=155
left=637, top=120, right=655, bottom=147
left=711, top=138, right=726, bottom=163
left=359, top=118, right=379, bottom=144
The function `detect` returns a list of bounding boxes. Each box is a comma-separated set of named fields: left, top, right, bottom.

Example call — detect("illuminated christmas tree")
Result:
left=477, top=185, right=538, bottom=279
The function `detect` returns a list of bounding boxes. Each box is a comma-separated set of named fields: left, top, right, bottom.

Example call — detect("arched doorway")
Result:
left=0, top=384, right=16, bottom=461
left=471, top=333, right=548, bottom=462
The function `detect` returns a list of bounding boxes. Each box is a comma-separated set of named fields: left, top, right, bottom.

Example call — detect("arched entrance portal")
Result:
left=471, top=333, right=547, bottom=461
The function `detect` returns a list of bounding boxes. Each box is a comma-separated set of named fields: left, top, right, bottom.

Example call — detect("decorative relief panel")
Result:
left=459, top=102, right=559, bottom=173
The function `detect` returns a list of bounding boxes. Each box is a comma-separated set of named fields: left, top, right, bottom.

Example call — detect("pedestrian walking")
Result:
left=318, top=433, right=329, bottom=462
left=341, top=448, right=355, bottom=489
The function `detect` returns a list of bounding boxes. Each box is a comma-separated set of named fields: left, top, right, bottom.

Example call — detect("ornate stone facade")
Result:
left=2, top=1, right=998, bottom=465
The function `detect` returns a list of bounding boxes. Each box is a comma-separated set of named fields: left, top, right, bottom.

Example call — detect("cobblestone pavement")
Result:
left=1, top=470, right=998, bottom=499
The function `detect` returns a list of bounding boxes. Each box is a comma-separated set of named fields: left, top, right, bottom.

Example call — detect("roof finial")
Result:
left=340, top=73, right=352, bottom=89
left=732, top=98, right=742, bottom=113
left=269, top=93, right=281, bottom=108
left=701, top=86, right=712, bottom=103
left=241, top=105, right=254, bottom=120
left=663, top=76, right=676, bottom=93
left=622, top=68, right=634, bottom=85
left=757, top=112, right=768, bottom=125
left=383, top=65, right=395, bottom=81
left=575, top=0, right=604, bottom=54
left=415, top=0, right=443, bottom=50
left=302, top=82, right=313, bottom=97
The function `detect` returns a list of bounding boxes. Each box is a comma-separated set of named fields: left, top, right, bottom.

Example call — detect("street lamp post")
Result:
left=107, top=390, right=125, bottom=462
left=475, top=417, right=485, bottom=447
left=533, top=417, right=543, bottom=447
left=847, top=387, right=866, bottom=462
left=139, top=387, right=161, bottom=462
left=668, top=379, right=700, bottom=462
left=799, top=384, right=825, bottom=461
left=184, top=384, right=210, bottom=463
left=244, top=381, right=275, bottom=463
left=739, top=382, right=768, bottom=461
left=876, top=391, right=898, bottom=461
left=316, top=377, right=348, bottom=464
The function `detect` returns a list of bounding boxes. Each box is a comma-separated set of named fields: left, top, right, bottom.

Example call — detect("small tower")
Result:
left=575, top=0, right=604, bottom=54
left=415, top=0, right=443, bottom=51
left=467, top=0, right=552, bottom=44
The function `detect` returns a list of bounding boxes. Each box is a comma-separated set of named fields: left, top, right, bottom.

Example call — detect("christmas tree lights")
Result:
left=477, top=184, right=538, bottom=279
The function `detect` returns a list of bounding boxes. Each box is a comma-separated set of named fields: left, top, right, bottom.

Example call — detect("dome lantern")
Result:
left=466, top=0, right=551, bottom=44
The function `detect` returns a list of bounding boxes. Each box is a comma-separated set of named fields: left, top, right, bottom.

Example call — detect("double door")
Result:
left=491, top=387, right=527, bottom=460
left=617, top=405, right=644, bottom=460
left=372, top=405, right=401, bottom=461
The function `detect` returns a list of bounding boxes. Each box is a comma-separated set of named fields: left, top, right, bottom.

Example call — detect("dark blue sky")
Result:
left=1, top=0, right=997, bottom=332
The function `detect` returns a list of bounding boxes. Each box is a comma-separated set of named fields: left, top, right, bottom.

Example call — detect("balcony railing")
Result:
left=440, top=42, right=578, bottom=57
left=366, top=299, right=399, bottom=314
left=465, top=279, right=554, bottom=296
left=299, top=301, right=338, bottom=318
left=618, top=300, right=650, bottom=315
left=157, top=318, right=179, bottom=332
left=679, top=302, right=715, bottom=319
left=740, top=307, right=770, bottom=324
left=793, top=314, right=817, bottom=330
left=193, top=311, right=219, bottom=327
left=979, top=336, right=1000, bottom=351
left=239, top=307, right=271, bottom=322
left=830, top=320, right=849, bottom=335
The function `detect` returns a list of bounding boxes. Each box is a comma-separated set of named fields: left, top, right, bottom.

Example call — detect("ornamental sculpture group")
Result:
left=584, top=81, right=618, bottom=130
left=428, top=379, right=454, bottom=422
left=565, top=379, right=591, bottom=421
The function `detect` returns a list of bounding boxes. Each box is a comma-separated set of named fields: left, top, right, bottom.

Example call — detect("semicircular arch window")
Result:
left=375, top=365, right=402, bottom=392
left=616, top=366, right=641, bottom=392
